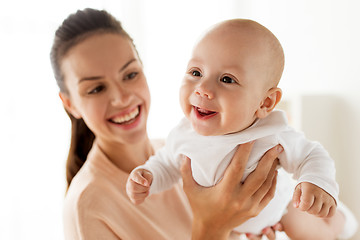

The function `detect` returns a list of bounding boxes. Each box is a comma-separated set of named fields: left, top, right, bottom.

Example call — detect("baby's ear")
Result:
left=256, top=88, right=282, bottom=119
left=59, top=92, right=82, bottom=119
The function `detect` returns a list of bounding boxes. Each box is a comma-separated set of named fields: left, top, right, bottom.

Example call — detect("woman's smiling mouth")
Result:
left=109, top=106, right=140, bottom=125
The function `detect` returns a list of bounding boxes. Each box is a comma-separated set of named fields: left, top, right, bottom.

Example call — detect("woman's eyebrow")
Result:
left=78, top=59, right=137, bottom=83
left=119, top=58, right=137, bottom=72
left=79, top=76, right=104, bottom=83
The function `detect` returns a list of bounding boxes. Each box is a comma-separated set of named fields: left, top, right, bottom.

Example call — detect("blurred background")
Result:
left=0, top=0, right=359, bottom=239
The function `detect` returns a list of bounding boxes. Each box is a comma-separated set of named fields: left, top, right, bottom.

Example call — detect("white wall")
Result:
left=0, top=0, right=359, bottom=239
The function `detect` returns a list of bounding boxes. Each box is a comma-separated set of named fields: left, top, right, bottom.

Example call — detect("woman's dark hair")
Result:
left=50, top=8, right=134, bottom=189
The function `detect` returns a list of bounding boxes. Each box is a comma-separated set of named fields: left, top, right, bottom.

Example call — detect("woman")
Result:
left=51, top=8, right=283, bottom=239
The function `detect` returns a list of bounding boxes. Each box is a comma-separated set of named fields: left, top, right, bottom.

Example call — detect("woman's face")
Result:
left=60, top=33, right=151, bottom=145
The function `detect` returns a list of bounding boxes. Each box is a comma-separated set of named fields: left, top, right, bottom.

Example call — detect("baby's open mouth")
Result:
left=109, top=106, right=140, bottom=124
left=194, top=106, right=217, bottom=117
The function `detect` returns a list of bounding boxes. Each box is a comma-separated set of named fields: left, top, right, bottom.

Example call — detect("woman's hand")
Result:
left=180, top=141, right=283, bottom=240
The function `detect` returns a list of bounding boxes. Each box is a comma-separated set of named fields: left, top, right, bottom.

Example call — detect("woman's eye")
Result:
left=125, top=72, right=138, bottom=80
left=88, top=85, right=105, bottom=94
left=221, top=76, right=235, bottom=84
left=191, top=70, right=202, bottom=77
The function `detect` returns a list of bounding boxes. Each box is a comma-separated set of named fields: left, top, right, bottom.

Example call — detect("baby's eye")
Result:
left=191, top=70, right=202, bottom=77
left=88, top=85, right=105, bottom=94
left=124, top=72, right=138, bottom=80
left=220, top=76, right=236, bottom=84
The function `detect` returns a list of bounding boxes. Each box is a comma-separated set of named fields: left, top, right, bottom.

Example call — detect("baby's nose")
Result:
left=194, top=84, right=213, bottom=99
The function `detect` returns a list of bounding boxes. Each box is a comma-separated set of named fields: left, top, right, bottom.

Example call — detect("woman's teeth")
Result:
left=110, top=107, right=139, bottom=124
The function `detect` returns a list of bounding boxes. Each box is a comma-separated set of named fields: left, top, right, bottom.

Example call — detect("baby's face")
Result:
left=179, top=24, right=271, bottom=136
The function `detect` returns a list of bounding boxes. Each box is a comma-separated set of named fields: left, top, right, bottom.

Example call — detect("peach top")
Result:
left=63, top=141, right=192, bottom=240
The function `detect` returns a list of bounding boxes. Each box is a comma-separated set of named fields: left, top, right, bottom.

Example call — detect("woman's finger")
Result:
left=180, top=156, right=199, bottom=192
left=243, top=145, right=282, bottom=196
left=252, top=158, right=278, bottom=201
left=222, top=141, right=255, bottom=186
left=258, top=170, right=278, bottom=209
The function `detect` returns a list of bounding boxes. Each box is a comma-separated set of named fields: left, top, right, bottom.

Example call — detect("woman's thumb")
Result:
left=180, top=156, right=197, bottom=190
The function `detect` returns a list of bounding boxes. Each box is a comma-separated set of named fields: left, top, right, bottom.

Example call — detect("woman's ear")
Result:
left=59, top=92, right=81, bottom=119
left=256, top=88, right=282, bottom=119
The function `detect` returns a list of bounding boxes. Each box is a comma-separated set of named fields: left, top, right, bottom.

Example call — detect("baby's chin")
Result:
left=191, top=123, right=228, bottom=136
left=193, top=124, right=247, bottom=136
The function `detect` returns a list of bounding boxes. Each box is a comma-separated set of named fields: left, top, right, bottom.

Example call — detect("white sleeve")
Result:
left=278, top=129, right=339, bottom=203
left=133, top=131, right=182, bottom=195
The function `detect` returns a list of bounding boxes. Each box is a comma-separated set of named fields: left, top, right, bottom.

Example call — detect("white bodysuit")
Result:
left=137, top=110, right=339, bottom=234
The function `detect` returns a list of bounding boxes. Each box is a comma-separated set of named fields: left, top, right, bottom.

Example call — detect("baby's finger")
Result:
left=306, top=197, right=323, bottom=215
left=126, top=178, right=150, bottom=194
left=317, top=204, right=331, bottom=218
left=142, top=170, right=153, bottom=186
left=132, top=170, right=150, bottom=186
left=129, top=192, right=149, bottom=205
left=245, top=233, right=261, bottom=240
left=272, top=222, right=284, bottom=232
left=262, top=227, right=276, bottom=240
left=292, top=184, right=301, bottom=208
left=327, top=206, right=336, bottom=218
left=299, top=191, right=315, bottom=212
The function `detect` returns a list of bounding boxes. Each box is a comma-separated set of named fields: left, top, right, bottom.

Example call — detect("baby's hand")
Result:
left=126, top=168, right=153, bottom=205
left=292, top=182, right=336, bottom=218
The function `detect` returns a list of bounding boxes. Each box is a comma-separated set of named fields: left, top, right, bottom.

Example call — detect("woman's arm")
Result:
left=181, top=141, right=283, bottom=240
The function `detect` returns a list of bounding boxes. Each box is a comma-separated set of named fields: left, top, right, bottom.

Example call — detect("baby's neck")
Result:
left=214, top=118, right=260, bottom=136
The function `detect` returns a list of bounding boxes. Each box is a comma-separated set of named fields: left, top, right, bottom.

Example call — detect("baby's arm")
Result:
left=279, top=130, right=339, bottom=215
left=126, top=169, right=153, bottom=205
left=126, top=136, right=182, bottom=203
left=292, top=182, right=336, bottom=218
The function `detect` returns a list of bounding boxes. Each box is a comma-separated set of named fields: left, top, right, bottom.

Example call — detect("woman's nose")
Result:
left=194, top=80, right=214, bottom=99
left=111, top=85, right=132, bottom=106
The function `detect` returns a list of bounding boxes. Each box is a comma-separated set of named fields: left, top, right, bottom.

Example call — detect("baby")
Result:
left=127, top=19, right=355, bottom=239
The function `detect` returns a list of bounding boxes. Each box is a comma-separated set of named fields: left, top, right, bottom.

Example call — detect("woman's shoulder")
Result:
left=63, top=173, right=99, bottom=234
left=64, top=159, right=123, bottom=212
left=63, top=168, right=126, bottom=239
left=64, top=171, right=125, bottom=234
left=64, top=168, right=108, bottom=211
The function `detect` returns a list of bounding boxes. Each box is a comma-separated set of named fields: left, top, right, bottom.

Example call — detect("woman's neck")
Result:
left=96, top=136, right=154, bottom=174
